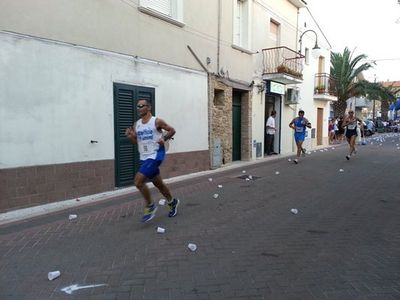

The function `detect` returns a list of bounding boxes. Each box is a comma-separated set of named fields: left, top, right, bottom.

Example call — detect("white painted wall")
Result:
left=0, top=32, right=208, bottom=169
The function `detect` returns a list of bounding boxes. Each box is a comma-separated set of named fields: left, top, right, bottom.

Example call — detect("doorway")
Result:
left=232, top=91, right=242, bottom=161
left=264, top=94, right=281, bottom=155
left=317, top=108, right=323, bottom=145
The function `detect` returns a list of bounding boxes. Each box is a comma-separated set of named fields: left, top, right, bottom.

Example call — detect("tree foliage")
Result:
left=330, top=47, right=397, bottom=117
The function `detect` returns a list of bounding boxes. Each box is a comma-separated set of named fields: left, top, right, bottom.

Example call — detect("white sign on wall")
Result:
left=269, top=81, right=285, bottom=95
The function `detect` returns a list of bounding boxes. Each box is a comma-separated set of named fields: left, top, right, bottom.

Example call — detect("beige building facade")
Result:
left=0, top=0, right=335, bottom=212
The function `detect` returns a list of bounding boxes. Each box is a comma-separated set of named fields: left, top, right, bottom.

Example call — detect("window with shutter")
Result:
left=147, top=0, right=172, bottom=16
left=138, top=0, right=183, bottom=27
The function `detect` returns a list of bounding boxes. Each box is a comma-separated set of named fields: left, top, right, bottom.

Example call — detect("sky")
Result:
left=306, top=0, right=400, bottom=83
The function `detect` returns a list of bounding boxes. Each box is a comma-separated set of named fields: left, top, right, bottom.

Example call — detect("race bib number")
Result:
left=295, top=126, right=304, bottom=133
left=348, top=123, right=356, bottom=130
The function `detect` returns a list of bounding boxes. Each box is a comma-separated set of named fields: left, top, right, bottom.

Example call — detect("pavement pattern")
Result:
left=1, top=133, right=400, bottom=300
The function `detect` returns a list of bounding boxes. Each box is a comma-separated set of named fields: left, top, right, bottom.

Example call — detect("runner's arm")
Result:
left=125, top=123, right=137, bottom=144
left=156, top=118, right=176, bottom=145
left=289, top=118, right=296, bottom=129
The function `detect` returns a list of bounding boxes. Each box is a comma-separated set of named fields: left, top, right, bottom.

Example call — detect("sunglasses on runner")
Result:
left=137, top=104, right=148, bottom=108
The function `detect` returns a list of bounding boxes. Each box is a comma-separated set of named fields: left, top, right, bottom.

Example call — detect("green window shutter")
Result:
left=113, top=83, right=155, bottom=187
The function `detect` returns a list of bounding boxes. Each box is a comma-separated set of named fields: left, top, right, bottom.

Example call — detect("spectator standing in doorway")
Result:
left=265, top=110, right=277, bottom=155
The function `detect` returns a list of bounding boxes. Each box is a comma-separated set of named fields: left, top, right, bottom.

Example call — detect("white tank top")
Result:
left=135, top=116, right=163, bottom=160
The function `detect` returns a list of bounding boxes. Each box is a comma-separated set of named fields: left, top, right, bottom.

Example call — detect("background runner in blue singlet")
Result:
left=289, top=110, right=311, bottom=164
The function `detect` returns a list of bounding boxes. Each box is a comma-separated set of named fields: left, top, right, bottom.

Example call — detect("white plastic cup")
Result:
left=213, top=193, right=219, bottom=199
left=290, top=209, right=298, bottom=215
left=157, top=227, right=165, bottom=233
left=188, top=243, right=197, bottom=251
left=48, top=271, right=61, bottom=281
left=158, top=199, right=166, bottom=206
left=68, top=214, right=77, bottom=220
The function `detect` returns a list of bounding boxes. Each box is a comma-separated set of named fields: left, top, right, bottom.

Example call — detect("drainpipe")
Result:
left=217, top=0, right=221, bottom=74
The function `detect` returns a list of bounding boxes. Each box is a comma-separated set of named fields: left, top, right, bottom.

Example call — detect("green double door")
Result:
left=113, top=83, right=155, bottom=187
left=232, top=92, right=242, bottom=161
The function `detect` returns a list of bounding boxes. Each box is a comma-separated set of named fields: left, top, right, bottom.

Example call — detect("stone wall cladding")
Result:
left=0, top=150, right=210, bottom=212
left=208, top=75, right=252, bottom=164
left=209, top=76, right=233, bottom=164
left=241, top=91, right=252, bottom=160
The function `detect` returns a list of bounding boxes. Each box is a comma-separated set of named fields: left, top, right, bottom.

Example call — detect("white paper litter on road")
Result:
left=48, top=271, right=60, bottom=281
left=339, top=169, right=344, bottom=172
left=158, top=199, right=166, bottom=206
left=68, top=214, right=77, bottom=220
left=188, top=243, right=197, bottom=251
left=275, top=171, right=280, bottom=175
left=213, top=193, right=219, bottom=199
left=157, top=227, right=165, bottom=233
left=208, top=178, right=213, bottom=182
left=217, top=185, right=223, bottom=188
left=290, top=209, right=298, bottom=214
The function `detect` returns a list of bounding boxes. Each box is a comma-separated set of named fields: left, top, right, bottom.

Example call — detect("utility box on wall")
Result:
left=211, top=138, right=222, bottom=169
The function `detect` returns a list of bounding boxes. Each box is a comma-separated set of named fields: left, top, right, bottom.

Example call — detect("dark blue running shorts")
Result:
left=139, top=159, right=162, bottom=179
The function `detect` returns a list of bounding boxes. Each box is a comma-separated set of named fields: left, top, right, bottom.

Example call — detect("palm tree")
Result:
left=330, top=47, right=374, bottom=116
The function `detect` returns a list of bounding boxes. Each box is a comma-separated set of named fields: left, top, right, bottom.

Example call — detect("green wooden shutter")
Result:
left=113, top=83, right=155, bottom=187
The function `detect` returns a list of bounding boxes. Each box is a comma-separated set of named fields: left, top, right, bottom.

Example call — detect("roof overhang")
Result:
left=288, top=0, right=307, bottom=8
left=262, top=73, right=303, bottom=85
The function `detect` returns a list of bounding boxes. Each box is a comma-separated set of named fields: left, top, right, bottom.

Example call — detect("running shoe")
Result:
left=141, top=203, right=157, bottom=222
left=346, top=155, right=350, bottom=160
left=293, top=159, right=298, bottom=164
left=168, top=198, right=180, bottom=218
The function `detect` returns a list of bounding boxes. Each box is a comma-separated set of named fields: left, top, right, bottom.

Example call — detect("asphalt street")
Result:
left=1, top=133, right=400, bottom=300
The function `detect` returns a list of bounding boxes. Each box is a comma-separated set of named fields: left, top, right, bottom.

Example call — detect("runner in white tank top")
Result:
left=125, top=99, right=180, bottom=222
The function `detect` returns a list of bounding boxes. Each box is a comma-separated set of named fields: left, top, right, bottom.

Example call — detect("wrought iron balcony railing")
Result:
left=314, top=73, right=337, bottom=96
left=262, top=46, right=305, bottom=80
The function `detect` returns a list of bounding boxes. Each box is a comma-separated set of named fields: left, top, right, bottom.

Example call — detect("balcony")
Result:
left=262, top=46, right=304, bottom=85
left=313, top=73, right=338, bottom=102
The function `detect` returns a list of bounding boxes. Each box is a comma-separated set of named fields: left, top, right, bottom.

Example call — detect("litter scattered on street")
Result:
left=275, top=171, right=280, bottom=175
left=213, top=193, right=219, bottom=199
left=217, top=184, right=223, bottom=188
left=339, top=169, right=344, bottom=172
left=242, top=170, right=246, bottom=174
left=290, top=209, right=298, bottom=215
left=208, top=178, right=213, bottom=182
left=288, top=158, right=292, bottom=162
left=68, top=214, right=77, bottom=220
left=48, top=271, right=61, bottom=281
left=188, top=243, right=197, bottom=251
left=157, top=227, right=165, bottom=233
left=158, top=199, right=166, bottom=206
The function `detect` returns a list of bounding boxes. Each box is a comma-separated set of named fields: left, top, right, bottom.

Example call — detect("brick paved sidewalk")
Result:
left=1, top=134, right=400, bottom=299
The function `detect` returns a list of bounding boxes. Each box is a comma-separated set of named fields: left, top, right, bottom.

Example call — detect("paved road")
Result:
left=1, top=134, right=400, bottom=300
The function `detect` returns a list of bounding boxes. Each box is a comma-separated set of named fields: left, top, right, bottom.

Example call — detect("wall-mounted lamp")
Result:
left=299, top=29, right=321, bottom=59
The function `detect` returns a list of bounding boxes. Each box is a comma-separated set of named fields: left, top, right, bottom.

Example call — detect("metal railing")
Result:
left=262, top=46, right=305, bottom=79
left=314, top=73, right=337, bottom=96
